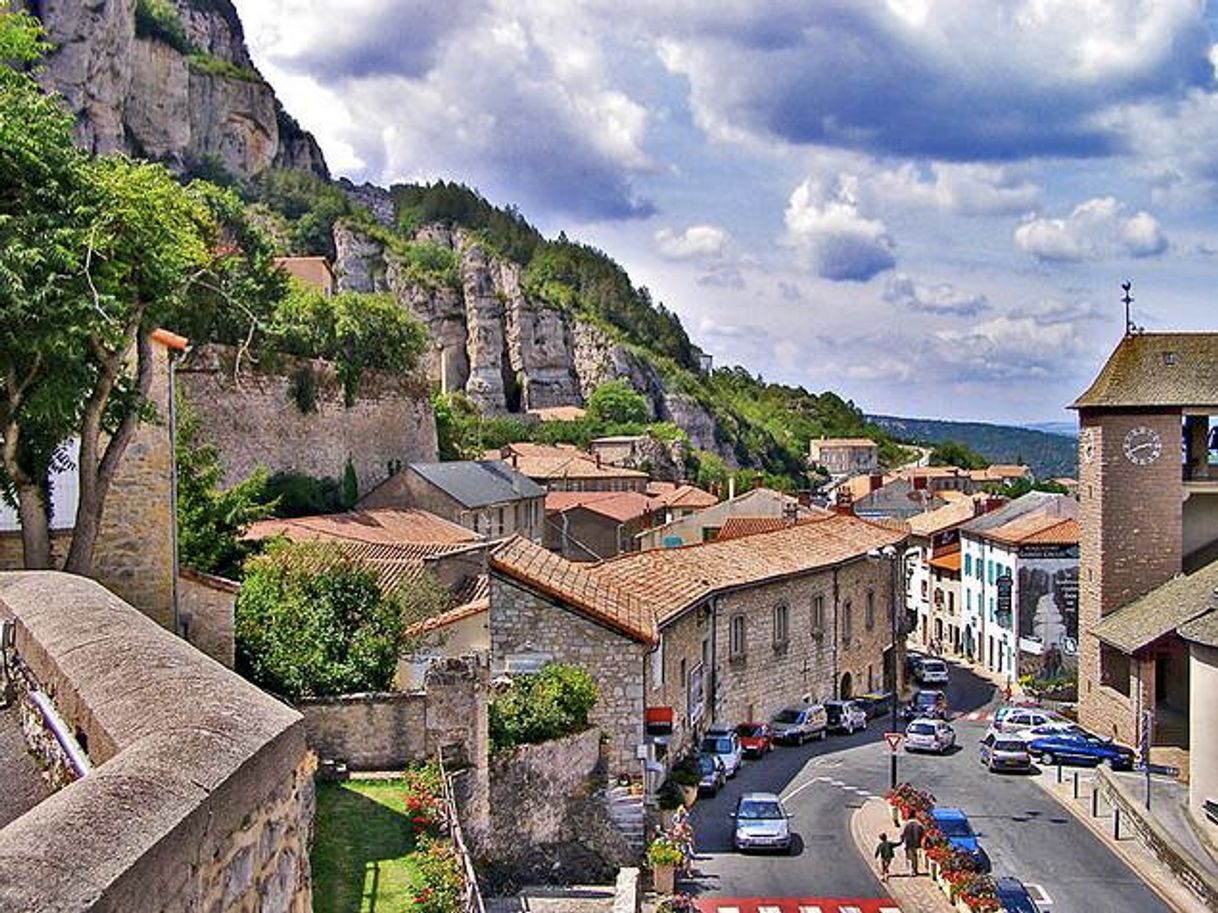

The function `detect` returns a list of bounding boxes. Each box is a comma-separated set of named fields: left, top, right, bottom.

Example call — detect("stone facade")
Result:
left=297, top=656, right=486, bottom=771
left=178, top=567, right=238, bottom=667
left=490, top=576, right=648, bottom=775
left=545, top=505, right=651, bottom=561
left=178, top=344, right=437, bottom=497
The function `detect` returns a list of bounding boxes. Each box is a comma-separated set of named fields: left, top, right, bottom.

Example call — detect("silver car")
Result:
left=701, top=726, right=743, bottom=778
left=771, top=704, right=828, bottom=744
left=980, top=733, right=1033, bottom=772
left=917, top=658, right=950, bottom=684
left=905, top=717, right=955, bottom=754
left=731, top=792, right=793, bottom=852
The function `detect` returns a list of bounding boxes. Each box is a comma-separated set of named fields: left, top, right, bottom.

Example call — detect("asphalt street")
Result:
left=683, top=660, right=1170, bottom=912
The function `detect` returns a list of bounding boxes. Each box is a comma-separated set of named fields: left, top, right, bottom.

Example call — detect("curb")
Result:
left=849, top=797, right=956, bottom=913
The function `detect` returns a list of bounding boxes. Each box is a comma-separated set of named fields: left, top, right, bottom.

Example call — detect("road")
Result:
left=683, top=661, right=1169, bottom=912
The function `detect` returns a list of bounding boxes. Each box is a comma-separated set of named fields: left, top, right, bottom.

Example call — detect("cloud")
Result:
left=933, top=314, right=1090, bottom=381
left=871, top=163, right=1041, bottom=215
left=655, top=224, right=729, bottom=259
left=696, top=266, right=745, bottom=289
left=883, top=274, right=989, bottom=316
left=1014, top=197, right=1168, bottom=262
left=784, top=176, right=895, bottom=281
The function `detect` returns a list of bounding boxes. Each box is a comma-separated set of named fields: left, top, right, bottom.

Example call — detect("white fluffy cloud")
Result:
left=784, top=176, right=895, bottom=281
left=1014, top=197, right=1168, bottom=262
left=872, top=163, right=1041, bottom=216
left=884, top=274, right=990, bottom=316
left=933, top=314, right=1090, bottom=381
left=654, top=224, right=729, bottom=260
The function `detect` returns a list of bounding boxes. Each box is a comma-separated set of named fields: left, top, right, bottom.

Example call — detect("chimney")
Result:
left=869, top=472, right=883, bottom=494
left=729, top=476, right=736, bottom=500
left=511, top=453, right=518, bottom=469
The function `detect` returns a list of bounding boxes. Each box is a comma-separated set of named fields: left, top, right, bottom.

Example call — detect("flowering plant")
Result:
left=656, top=893, right=698, bottom=913
left=403, top=761, right=446, bottom=837
left=884, top=782, right=935, bottom=820
left=646, top=837, right=686, bottom=868
left=410, top=836, right=463, bottom=913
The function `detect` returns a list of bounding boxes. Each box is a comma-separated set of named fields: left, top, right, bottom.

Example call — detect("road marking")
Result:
left=781, top=778, right=825, bottom=802
left=1026, top=883, right=1053, bottom=905
left=798, top=907, right=824, bottom=913
left=758, top=907, right=782, bottom=913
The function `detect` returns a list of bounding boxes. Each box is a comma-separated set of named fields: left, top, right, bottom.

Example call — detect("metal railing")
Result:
left=437, top=751, right=486, bottom=913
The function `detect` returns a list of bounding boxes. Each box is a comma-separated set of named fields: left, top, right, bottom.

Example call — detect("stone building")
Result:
left=489, top=514, right=906, bottom=777
left=359, top=461, right=545, bottom=540
left=809, top=437, right=879, bottom=477
left=637, top=486, right=824, bottom=550
left=489, top=442, right=650, bottom=493
left=543, top=490, right=660, bottom=560
left=1072, top=332, right=1218, bottom=818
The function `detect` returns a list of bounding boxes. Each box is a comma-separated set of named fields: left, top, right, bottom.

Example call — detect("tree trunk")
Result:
left=15, top=482, right=52, bottom=569
left=65, top=324, right=151, bottom=576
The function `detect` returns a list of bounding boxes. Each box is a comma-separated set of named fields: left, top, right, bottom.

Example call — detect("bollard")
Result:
left=1092, top=784, right=1100, bottom=817
left=1114, top=806, right=1121, bottom=840
left=1073, top=771, right=1079, bottom=799
left=1057, top=763, right=1063, bottom=784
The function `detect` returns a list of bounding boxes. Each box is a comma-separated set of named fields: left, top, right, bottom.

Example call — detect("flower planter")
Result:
left=654, top=864, right=675, bottom=895
left=890, top=805, right=901, bottom=826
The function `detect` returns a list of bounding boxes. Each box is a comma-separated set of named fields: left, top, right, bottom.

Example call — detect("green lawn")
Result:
left=312, top=778, right=422, bottom=913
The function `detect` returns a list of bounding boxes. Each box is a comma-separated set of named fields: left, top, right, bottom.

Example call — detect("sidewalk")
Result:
left=849, top=798, right=955, bottom=913
left=1032, top=764, right=1214, bottom=912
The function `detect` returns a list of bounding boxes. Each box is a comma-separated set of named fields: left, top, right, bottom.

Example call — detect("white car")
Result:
left=1006, top=720, right=1085, bottom=742
left=905, top=717, right=956, bottom=754
left=702, top=726, right=744, bottom=777
left=824, top=699, right=868, bottom=734
left=917, top=658, right=950, bottom=684
left=732, top=792, right=793, bottom=852
left=991, top=706, right=1065, bottom=735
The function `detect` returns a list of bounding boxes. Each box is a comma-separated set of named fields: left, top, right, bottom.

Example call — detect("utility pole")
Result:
left=870, top=543, right=902, bottom=789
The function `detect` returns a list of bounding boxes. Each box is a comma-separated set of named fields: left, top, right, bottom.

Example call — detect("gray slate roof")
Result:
left=1178, top=609, right=1218, bottom=648
left=959, top=491, right=1071, bottom=536
left=1072, top=333, right=1218, bottom=410
left=1092, top=557, right=1218, bottom=653
left=409, top=461, right=544, bottom=509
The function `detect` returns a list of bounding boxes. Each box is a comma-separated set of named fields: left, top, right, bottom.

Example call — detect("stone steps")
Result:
left=603, top=786, right=646, bottom=851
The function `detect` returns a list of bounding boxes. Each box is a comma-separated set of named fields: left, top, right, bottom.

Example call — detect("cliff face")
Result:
left=27, top=0, right=327, bottom=179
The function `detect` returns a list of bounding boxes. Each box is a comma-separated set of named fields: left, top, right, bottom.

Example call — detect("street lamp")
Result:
left=869, top=544, right=901, bottom=790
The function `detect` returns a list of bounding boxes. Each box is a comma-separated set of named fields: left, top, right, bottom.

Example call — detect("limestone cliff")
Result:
left=26, top=0, right=327, bottom=179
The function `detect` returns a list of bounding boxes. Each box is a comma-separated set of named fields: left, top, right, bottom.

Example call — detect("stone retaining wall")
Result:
left=178, top=567, right=238, bottom=667
left=0, top=572, right=313, bottom=913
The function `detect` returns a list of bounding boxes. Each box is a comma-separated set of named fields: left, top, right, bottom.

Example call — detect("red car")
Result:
left=736, top=722, right=774, bottom=758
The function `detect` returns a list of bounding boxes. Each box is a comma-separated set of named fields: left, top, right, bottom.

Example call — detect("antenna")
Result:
left=1122, top=280, right=1143, bottom=336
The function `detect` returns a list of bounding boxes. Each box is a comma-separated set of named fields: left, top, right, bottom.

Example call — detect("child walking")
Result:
left=874, top=831, right=899, bottom=882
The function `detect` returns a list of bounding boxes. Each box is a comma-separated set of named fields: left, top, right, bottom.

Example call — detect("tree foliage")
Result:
left=586, top=380, right=649, bottom=426
left=929, top=440, right=989, bottom=470
left=489, top=662, right=599, bottom=753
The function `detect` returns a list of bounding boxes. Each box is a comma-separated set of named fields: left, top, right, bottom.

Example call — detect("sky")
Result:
left=234, top=0, right=1218, bottom=425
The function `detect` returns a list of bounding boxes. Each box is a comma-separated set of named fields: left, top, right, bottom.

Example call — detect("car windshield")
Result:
left=916, top=692, right=941, bottom=706
left=737, top=725, right=763, bottom=737
left=909, top=723, right=935, bottom=735
left=937, top=817, right=974, bottom=838
left=697, top=756, right=715, bottom=774
left=737, top=799, right=784, bottom=820
left=773, top=710, right=801, bottom=724
left=703, top=738, right=734, bottom=754
left=997, top=886, right=1039, bottom=913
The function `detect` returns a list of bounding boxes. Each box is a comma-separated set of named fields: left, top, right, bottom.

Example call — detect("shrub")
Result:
left=402, top=760, right=445, bottom=839
left=669, top=758, right=699, bottom=788
left=261, top=471, right=346, bottom=517
left=135, top=0, right=194, bottom=54
left=488, top=662, right=599, bottom=752
left=656, top=779, right=685, bottom=810
left=411, top=835, right=464, bottom=913
left=586, top=380, right=649, bottom=426
left=645, top=837, right=685, bottom=868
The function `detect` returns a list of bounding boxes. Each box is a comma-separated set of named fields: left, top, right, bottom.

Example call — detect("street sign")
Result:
left=1135, top=763, right=1180, bottom=778
left=884, top=732, right=904, bottom=752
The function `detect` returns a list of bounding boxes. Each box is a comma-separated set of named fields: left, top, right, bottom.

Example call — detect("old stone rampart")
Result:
left=0, top=572, right=314, bottom=913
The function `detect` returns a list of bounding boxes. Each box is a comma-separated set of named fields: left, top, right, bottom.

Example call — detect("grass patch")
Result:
left=312, top=778, right=422, bottom=913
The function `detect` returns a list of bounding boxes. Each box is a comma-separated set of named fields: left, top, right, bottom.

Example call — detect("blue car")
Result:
left=1027, top=731, right=1136, bottom=770
left=995, top=876, right=1042, bottom=912
left=930, top=808, right=991, bottom=872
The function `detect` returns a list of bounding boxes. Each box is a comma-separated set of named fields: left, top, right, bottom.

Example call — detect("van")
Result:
left=770, top=704, right=828, bottom=745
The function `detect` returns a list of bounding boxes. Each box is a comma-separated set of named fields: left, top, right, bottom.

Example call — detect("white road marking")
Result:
left=1026, top=883, right=1053, bottom=905
left=798, top=907, right=824, bottom=913
left=715, top=907, right=740, bottom=913
left=757, top=906, right=782, bottom=913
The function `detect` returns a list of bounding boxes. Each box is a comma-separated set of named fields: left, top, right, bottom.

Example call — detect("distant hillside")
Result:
left=867, top=415, right=1078, bottom=479
left=1023, top=421, right=1078, bottom=438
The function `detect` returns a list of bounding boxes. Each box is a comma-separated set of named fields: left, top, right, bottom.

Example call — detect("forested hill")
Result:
left=867, top=415, right=1078, bottom=479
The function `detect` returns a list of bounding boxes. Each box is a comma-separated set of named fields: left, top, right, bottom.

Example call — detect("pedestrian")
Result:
left=874, top=831, right=899, bottom=882
left=900, top=815, right=927, bottom=876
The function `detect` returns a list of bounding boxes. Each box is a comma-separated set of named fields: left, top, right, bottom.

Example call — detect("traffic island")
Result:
left=849, top=798, right=957, bottom=913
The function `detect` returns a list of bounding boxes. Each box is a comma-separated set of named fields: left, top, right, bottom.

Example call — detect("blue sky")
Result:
left=235, top=1, right=1218, bottom=424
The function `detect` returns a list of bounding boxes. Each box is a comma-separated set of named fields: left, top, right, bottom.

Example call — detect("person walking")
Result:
left=874, top=831, right=899, bottom=882
left=900, top=815, right=927, bottom=876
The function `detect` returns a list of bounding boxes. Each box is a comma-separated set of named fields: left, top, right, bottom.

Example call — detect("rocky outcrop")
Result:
left=28, top=0, right=327, bottom=180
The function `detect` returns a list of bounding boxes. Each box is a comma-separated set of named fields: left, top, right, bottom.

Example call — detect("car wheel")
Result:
left=1040, top=752, right=1055, bottom=766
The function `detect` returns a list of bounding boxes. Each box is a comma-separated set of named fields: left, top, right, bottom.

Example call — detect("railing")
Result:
left=437, top=751, right=486, bottom=913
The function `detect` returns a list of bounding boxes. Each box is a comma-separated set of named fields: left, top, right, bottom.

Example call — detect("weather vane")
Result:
left=1122, top=280, right=1142, bottom=336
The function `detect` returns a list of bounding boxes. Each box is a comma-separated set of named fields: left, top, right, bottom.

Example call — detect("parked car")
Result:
left=995, top=876, right=1043, bottom=913
left=1007, top=720, right=1086, bottom=742
left=824, top=699, right=868, bottom=734
left=979, top=732, right=1033, bottom=772
left=771, top=704, right=828, bottom=744
left=917, top=657, right=949, bottom=684
left=735, top=722, right=774, bottom=758
left=906, top=650, right=925, bottom=677
left=701, top=726, right=744, bottom=777
left=930, top=808, right=990, bottom=872
left=991, top=705, right=1063, bottom=734
left=857, top=691, right=894, bottom=720
left=730, top=791, right=794, bottom=852
left=697, top=753, right=727, bottom=795
left=902, top=689, right=949, bottom=722
left=1027, top=731, right=1136, bottom=770
left=905, top=718, right=956, bottom=754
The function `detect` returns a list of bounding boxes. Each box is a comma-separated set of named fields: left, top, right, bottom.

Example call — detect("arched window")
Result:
left=865, top=589, right=876, bottom=630
left=773, top=602, right=789, bottom=647
left=730, top=614, right=747, bottom=658
left=842, top=600, right=853, bottom=644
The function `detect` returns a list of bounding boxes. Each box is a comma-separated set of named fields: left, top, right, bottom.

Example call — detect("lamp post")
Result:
left=869, top=544, right=901, bottom=790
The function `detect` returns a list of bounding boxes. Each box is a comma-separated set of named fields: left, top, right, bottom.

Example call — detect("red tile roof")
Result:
left=652, top=484, right=718, bottom=509
left=928, top=551, right=962, bottom=573
left=245, top=508, right=480, bottom=546
left=983, top=515, right=1080, bottom=547
left=546, top=490, right=659, bottom=523
left=715, top=516, right=794, bottom=541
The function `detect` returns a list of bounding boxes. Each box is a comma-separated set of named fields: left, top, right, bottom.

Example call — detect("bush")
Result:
left=646, top=837, right=685, bottom=868
left=586, top=380, right=649, bottom=426
left=656, top=779, right=685, bottom=810
left=488, top=662, right=598, bottom=752
left=135, top=0, right=194, bottom=53
left=262, top=471, right=346, bottom=517
left=411, top=835, right=464, bottom=913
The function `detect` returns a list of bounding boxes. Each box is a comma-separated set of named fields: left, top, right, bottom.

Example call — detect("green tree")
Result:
left=488, top=662, right=599, bottom=752
left=175, top=399, right=272, bottom=579
left=929, top=440, right=989, bottom=470
left=341, top=456, right=358, bottom=509
left=236, top=540, right=411, bottom=698
left=586, top=380, right=649, bottom=426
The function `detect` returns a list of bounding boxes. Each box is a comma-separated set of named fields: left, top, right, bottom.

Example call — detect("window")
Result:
left=920, top=580, right=928, bottom=597
left=811, top=594, right=826, bottom=636
left=966, top=590, right=971, bottom=611
left=1100, top=644, right=1131, bottom=696
left=865, top=590, right=876, bottom=631
left=964, top=554, right=972, bottom=575
left=976, top=559, right=983, bottom=581
left=773, top=603, right=789, bottom=647
left=730, top=614, right=747, bottom=658
left=842, top=600, right=853, bottom=644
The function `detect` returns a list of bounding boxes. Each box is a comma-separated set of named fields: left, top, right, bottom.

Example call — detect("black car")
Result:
left=856, top=691, right=894, bottom=720
left=902, top=689, right=949, bottom=722
left=995, top=876, right=1042, bottom=912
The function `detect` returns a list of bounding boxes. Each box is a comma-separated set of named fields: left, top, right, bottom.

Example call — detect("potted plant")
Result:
left=656, top=893, right=698, bottom=913
left=670, top=759, right=700, bottom=808
left=647, top=837, right=685, bottom=895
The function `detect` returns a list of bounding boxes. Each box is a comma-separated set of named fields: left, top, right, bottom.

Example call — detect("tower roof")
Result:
left=1072, top=332, right=1218, bottom=410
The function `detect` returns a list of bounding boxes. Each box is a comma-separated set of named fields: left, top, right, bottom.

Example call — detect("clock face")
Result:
left=1080, top=428, right=1096, bottom=464
left=1123, top=426, right=1162, bottom=466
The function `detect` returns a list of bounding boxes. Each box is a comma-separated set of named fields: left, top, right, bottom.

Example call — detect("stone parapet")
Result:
left=0, top=572, right=313, bottom=913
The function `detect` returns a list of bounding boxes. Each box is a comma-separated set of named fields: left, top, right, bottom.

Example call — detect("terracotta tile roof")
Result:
left=488, top=443, right=649, bottom=481
left=982, top=515, right=1080, bottom=547
left=810, top=437, right=879, bottom=448
left=1073, top=332, right=1218, bottom=410
left=245, top=508, right=481, bottom=546
left=1094, top=557, right=1218, bottom=652
left=715, top=516, right=794, bottom=541
left=646, top=481, right=678, bottom=496
left=490, top=537, right=657, bottom=643
left=404, top=574, right=490, bottom=637
left=151, top=328, right=189, bottom=351
left=967, top=465, right=1032, bottom=483
left=928, top=551, right=962, bottom=573
left=907, top=497, right=984, bottom=537
left=545, top=490, right=659, bottom=523
left=653, top=484, right=718, bottom=509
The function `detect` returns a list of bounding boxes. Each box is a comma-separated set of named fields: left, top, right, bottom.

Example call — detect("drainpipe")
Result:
left=832, top=566, right=840, bottom=699
left=168, top=347, right=184, bottom=637
left=710, top=595, right=719, bottom=726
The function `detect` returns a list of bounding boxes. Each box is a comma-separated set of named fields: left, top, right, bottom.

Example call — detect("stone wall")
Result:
left=178, top=567, right=238, bottom=667
left=490, top=575, right=648, bottom=775
left=297, top=656, right=485, bottom=771
left=1189, top=643, right=1218, bottom=826
left=0, top=572, right=313, bottom=913
left=178, top=344, right=437, bottom=496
